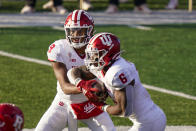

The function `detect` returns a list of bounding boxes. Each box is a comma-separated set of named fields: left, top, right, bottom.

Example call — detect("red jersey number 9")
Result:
left=119, top=73, right=127, bottom=84
left=48, top=44, right=55, bottom=53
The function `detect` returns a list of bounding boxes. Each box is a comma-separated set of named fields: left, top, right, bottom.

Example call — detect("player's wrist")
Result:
left=75, top=78, right=85, bottom=91
left=102, top=105, right=109, bottom=112
left=75, top=78, right=83, bottom=86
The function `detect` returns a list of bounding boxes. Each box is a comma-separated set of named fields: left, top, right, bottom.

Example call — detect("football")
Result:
left=91, top=80, right=108, bottom=102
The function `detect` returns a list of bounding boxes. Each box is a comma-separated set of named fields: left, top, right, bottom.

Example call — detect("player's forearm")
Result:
left=104, top=90, right=126, bottom=116
left=104, top=104, right=124, bottom=116
left=60, top=83, right=81, bottom=94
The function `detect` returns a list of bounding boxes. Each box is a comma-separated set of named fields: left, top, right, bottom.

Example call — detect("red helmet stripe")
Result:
left=72, top=10, right=83, bottom=25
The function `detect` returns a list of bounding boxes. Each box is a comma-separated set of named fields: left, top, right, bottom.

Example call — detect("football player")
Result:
left=0, top=103, right=24, bottom=131
left=35, top=10, right=116, bottom=131
left=68, top=32, right=167, bottom=131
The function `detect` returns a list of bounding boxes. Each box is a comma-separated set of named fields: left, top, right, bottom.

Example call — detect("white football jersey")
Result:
left=90, top=57, right=157, bottom=119
left=47, top=39, right=88, bottom=103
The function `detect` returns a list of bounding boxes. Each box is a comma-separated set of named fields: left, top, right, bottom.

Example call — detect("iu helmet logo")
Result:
left=99, top=34, right=112, bottom=46
left=0, top=103, right=24, bottom=131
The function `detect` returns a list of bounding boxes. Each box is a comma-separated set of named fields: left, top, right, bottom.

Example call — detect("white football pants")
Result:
left=35, top=94, right=77, bottom=131
left=35, top=94, right=116, bottom=131
left=128, top=106, right=166, bottom=131
left=80, top=111, right=116, bottom=131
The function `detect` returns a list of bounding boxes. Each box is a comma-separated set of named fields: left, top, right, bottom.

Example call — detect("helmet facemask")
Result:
left=65, top=25, right=93, bottom=49
left=85, top=47, right=107, bottom=71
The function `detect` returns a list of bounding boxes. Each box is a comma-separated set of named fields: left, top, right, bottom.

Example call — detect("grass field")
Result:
left=0, top=25, right=196, bottom=128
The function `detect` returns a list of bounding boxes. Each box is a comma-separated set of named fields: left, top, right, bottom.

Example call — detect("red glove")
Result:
left=76, top=80, right=100, bottom=102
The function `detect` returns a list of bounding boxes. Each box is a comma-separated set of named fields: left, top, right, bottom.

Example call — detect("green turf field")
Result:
left=0, top=25, right=196, bottom=128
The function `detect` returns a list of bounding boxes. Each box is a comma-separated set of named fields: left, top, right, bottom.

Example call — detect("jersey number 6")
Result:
left=119, top=73, right=127, bottom=84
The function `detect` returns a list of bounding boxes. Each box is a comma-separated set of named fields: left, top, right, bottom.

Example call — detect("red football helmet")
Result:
left=64, top=10, right=94, bottom=49
left=85, top=32, right=121, bottom=71
left=0, top=103, right=24, bottom=131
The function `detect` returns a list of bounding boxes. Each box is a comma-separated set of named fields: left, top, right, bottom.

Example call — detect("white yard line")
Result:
left=144, top=84, right=196, bottom=100
left=1, top=50, right=196, bottom=101
left=0, top=50, right=51, bottom=66
left=128, top=24, right=153, bottom=30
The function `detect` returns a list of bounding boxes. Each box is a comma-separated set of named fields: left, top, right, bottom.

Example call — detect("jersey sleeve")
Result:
left=107, top=68, right=135, bottom=90
left=47, top=41, right=63, bottom=63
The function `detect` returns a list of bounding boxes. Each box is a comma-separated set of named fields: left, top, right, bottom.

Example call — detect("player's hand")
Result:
left=76, top=80, right=100, bottom=102
left=93, top=102, right=108, bottom=112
